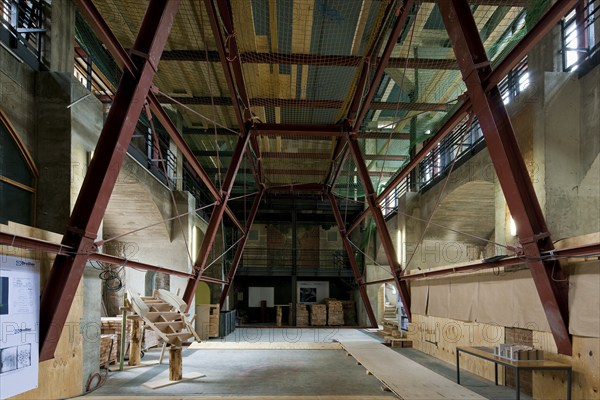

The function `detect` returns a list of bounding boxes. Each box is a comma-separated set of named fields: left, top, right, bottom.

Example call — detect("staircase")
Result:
left=129, top=289, right=200, bottom=345
left=384, top=304, right=397, bottom=319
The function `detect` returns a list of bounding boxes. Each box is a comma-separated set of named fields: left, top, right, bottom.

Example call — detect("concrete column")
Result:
left=48, top=0, right=75, bottom=74
left=34, top=72, right=72, bottom=232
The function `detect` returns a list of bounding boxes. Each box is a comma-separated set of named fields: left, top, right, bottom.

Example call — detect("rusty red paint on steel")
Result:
left=346, top=133, right=412, bottom=321
left=219, top=188, right=265, bottom=308
left=76, top=0, right=243, bottom=231
left=182, top=132, right=252, bottom=310
left=39, top=0, right=180, bottom=362
left=439, top=0, right=571, bottom=355
left=349, top=0, right=579, bottom=235
left=327, top=191, right=378, bottom=328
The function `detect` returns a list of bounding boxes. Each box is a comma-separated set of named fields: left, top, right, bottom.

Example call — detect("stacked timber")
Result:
left=310, top=304, right=327, bottom=326
left=208, top=304, right=220, bottom=338
left=341, top=300, right=357, bottom=325
left=99, top=334, right=117, bottom=367
left=296, top=304, right=309, bottom=326
left=101, top=317, right=130, bottom=359
left=325, top=299, right=344, bottom=326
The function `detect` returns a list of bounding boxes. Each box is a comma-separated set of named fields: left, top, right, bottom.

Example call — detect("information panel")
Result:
left=0, top=255, right=40, bottom=399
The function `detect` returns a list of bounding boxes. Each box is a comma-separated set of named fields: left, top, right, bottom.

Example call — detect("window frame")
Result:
left=0, top=109, right=38, bottom=225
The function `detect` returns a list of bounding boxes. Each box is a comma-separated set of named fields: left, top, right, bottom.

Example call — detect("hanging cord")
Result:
left=144, top=104, right=195, bottom=266
left=402, top=113, right=475, bottom=273
left=394, top=209, right=517, bottom=254
left=95, top=202, right=216, bottom=247
left=155, top=90, right=240, bottom=136
left=204, top=236, right=244, bottom=271
left=374, top=9, right=417, bottom=191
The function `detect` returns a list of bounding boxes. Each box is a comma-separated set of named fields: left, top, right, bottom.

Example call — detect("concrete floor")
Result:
left=84, top=328, right=531, bottom=399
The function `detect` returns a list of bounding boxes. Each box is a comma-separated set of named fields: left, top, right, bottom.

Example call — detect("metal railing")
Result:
left=0, top=0, right=47, bottom=70
left=234, top=247, right=358, bottom=276
left=562, top=0, right=599, bottom=72
left=380, top=57, right=529, bottom=217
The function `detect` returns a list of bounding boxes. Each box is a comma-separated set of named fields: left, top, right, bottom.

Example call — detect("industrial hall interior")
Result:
left=0, top=0, right=598, bottom=399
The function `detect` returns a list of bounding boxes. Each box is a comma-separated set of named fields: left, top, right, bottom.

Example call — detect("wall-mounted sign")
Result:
left=297, top=281, right=329, bottom=304
left=0, top=255, right=40, bottom=399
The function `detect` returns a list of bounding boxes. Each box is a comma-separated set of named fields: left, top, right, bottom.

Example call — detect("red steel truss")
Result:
left=438, top=0, right=572, bottom=355
left=38, top=0, right=181, bottom=361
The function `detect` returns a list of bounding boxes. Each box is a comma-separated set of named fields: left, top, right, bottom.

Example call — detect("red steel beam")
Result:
left=328, top=0, right=409, bottom=186
left=485, top=0, right=579, bottom=90
left=0, top=232, right=73, bottom=255
left=439, top=0, right=571, bottom=355
left=182, top=132, right=252, bottom=310
left=349, top=0, right=577, bottom=235
left=214, top=0, right=264, bottom=184
left=5, top=232, right=595, bottom=283
left=266, top=183, right=325, bottom=192
left=346, top=132, right=411, bottom=321
left=345, top=101, right=470, bottom=234
left=353, top=0, right=416, bottom=131
left=39, top=0, right=180, bottom=361
left=327, top=192, right=378, bottom=328
left=219, top=188, right=265, bottom=308
left=148, top=93, right=244, bottom=232
left=75, top=0, right=243, bottom=232
left=90, top=253, right=193, bottom=279
left=156, top=95, right=450, bottom=112
left=160, top=49, right=458, bottom=70
left=253, top=123, right=344, bottom=137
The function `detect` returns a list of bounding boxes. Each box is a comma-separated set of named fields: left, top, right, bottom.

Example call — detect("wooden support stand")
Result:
left=169, top=346, right=182, bottom=381
left=128, top=316, right=142, bottom=366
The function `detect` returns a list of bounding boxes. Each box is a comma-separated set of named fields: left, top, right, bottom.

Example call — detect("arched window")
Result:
left=0, top=111, right=38, bottom=226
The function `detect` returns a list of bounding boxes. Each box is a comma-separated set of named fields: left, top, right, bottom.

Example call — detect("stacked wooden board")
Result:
left=325, top=299, right=344, bottom=326
left=341, top=300, right=357, bottom=325
left=100, top=317, right=130, bottom=360
left=99, top=334, right=117, bottom=367
left=208, top=304, right=219, bottom=338
left=296, top=304, right=309, bottom=326
left=309, top=304, right=327, bottom=326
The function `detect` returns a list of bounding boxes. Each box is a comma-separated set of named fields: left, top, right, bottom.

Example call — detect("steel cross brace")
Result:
left=347, top=0, right=579, bottom=235
left=327, top=191, right=378, bottom=328
left=75, top=0, right=243, bottom=232
left=346, top=132, right=412, bottom=321
left=38, top=0, right=180, bottom=361
left=219, top=187, right=265, bottom=308
left=208, top=0, right=264, bottom=184
left=327, top=0, right=415, bottom=187
left=438, top=0, right=571, bottom=354
left=182, top=130, right=252, bottom=311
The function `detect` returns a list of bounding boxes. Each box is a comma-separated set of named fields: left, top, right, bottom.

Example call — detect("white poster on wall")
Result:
left=0, top=255, right=40, bottom=399
left=297, top=281, right=329, bottom=304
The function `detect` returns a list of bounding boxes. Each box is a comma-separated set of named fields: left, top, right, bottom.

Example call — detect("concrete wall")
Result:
left=371, top=23, right=600, bottom=400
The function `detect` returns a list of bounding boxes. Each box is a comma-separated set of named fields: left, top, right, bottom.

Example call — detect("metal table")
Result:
left=456, top=346, right=572, bottom=400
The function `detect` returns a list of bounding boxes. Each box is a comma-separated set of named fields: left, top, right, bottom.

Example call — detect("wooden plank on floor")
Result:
left=78, top=397, right=395, bottom=400
left=142, top=371, right=206, bottom=389
left=188, top=341, right=341, bottom=350
left=338, top=341, right=485, bottom=400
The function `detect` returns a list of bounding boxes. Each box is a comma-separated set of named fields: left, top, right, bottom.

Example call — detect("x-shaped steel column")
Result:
left=439, top=0, right=571, bottom=354
left=39, top=0, right=180, bottom=361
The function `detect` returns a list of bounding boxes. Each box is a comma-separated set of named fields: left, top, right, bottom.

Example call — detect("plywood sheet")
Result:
left=78, top=396, right=395, bottom=400
left=338, top=340, right=485, bottom=399
left=188, top=341, right=341, bottom=350
left=569, top=263, right=600, bottom=337
left=410, top=282, right=428, bottom=315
